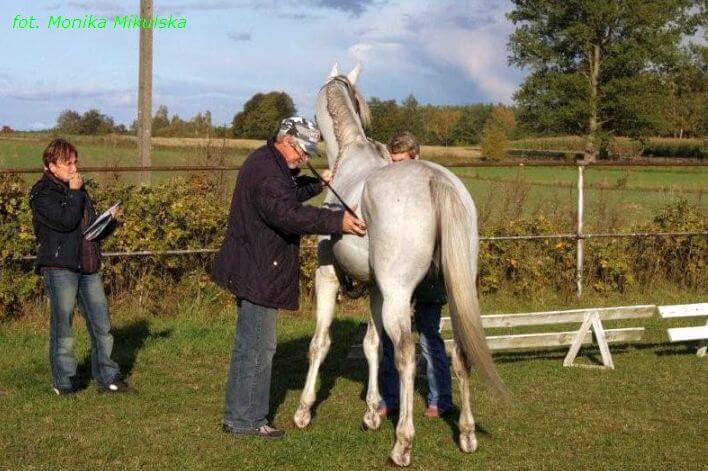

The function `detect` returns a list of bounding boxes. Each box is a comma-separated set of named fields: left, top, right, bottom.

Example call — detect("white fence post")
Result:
left=576, top=165, right=585, bottom=298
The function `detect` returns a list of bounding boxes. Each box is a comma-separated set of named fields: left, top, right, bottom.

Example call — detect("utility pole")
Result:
left=137, top=0, right=153, bottom=183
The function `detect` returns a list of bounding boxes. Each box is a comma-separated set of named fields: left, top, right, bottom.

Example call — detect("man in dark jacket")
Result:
left=212, top=117, right=366, bottom=439
left=29, top=138, right=130, bottom=395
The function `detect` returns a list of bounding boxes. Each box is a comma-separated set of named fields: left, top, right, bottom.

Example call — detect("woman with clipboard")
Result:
left=29, top=138, right=130, bottom=396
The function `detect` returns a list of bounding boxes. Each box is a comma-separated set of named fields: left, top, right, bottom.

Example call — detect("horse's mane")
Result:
left=325, top=76, right=371, bottom=150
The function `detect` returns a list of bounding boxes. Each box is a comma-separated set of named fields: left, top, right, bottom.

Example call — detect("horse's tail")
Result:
left=430, top=174, right=507, bottom=397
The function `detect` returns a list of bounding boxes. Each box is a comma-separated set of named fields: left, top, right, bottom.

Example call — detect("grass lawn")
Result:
left=1, top=287, right=706, bottom=470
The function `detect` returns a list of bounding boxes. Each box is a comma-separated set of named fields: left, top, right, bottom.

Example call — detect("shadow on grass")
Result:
left=269, top=327, right=699, bottom=447
left=268, top=318, right=366, bottom=424
left=74, top=319, right=172, bottom=389
left=268, top=319, right=489, bottom=444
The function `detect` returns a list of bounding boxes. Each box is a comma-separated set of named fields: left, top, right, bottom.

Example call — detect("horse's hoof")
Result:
left=389, top=444, right=411, bottom=467
left=362, top=410, right=382, bottom=430
left=293, top=407, right=311, bottom=429
left=459, top=432, right=478, bottom=453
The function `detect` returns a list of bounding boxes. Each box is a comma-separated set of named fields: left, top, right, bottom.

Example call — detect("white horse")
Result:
left=293, top=63, right=505, bottom=466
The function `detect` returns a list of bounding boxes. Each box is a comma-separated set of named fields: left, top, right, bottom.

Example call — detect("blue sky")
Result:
left=0, top=0, right=527, bottom=130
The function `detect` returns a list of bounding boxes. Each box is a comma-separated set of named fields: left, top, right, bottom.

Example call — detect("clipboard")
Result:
left=83, top=201, right=121, bottom=241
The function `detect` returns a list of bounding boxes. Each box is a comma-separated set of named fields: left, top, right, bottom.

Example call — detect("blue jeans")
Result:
left=43, top=269, right=120, bottom=390
left=379, top=302, right=452, bottom=411
left=223, top=299, right=278, bottom=431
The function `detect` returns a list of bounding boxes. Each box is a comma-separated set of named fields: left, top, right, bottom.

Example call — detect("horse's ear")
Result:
left=347, top=62, right=361, bottom=85
left=328, top=62, right=340, bottom=79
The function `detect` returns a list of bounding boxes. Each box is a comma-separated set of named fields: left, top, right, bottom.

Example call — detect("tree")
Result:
left=56, top=110, right=82, bottom=134
left=508, top=0, right=703, bottom=159
left=232, top=92, right=296, bottom=139
left=423, top=106, right=462, bottom=146
left=661, top=45, right=707, bottom=138
left=480, top=106, right=517, bottom=161
left=78, top=109, right=114, bottom=135
left=367, top=98, right=403, bottom=142
left=56, top=109, right=116, bottom=135
left=152, top=105, right=170, bottom=135
left=400, top=94, right=424, bottom=138
left=451, top=104, right=494, bottom=145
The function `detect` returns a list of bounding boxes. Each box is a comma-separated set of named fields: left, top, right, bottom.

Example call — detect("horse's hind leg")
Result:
left=452, top=342, right=478, bottom=453
left=362, top=284, right=383, bottom=430
left=294, top=263, right=340, bottom=429
left=384, top=296, right=416, bottom=467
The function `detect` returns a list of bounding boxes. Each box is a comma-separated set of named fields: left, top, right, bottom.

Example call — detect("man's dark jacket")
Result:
left=29, top=172, right=114, bottom=274
left=211, top=140, right=344, bottom=310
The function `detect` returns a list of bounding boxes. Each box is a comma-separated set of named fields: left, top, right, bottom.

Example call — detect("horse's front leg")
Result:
left=362, top=284, right=383, bottom=430
left=293, top=263, right=340, bottom=429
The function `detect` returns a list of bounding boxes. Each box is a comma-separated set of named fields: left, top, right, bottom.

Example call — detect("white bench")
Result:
left=658, top=303, right=708, bottom=357
left=441, top=305, right=654, bottom=369
left=348, top=305, right=654, bottom=369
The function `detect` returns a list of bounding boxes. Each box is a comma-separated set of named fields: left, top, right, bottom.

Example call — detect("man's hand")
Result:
left=69, top=173, right=83, bottom=190
left=320, top=169, right=332, bottom=184
left=341, top=204, right=367, bottom=236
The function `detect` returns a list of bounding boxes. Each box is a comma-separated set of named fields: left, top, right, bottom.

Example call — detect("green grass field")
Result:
left=1, top=287, right=706, bottom=469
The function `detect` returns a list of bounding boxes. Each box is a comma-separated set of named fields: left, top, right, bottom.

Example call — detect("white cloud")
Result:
left=348, top=41, right=401, bottom=63
left=340, top=0, right=523, bottom=103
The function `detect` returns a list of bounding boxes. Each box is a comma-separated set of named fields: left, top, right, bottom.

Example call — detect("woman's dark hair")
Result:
left=42, top=138, right=78, bottom=169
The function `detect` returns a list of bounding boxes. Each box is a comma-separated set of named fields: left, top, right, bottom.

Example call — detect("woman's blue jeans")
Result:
left=43, top=269, right=120, bottom=390
left=379, top=302, right=453, bottom=411
left=223, top=299, right=278, bottom=431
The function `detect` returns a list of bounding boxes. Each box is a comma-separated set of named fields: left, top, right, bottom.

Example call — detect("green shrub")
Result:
left=643, top=138, right=706, bottom=159
left=629, top=199, right=706, bottom=287
left=0, top=174, right=229, bottom=320
left=1, top=175, right=705, bottom=320
left=480, top=125, right=508, bottom=161
left=0, top=175, right=39, bottom=318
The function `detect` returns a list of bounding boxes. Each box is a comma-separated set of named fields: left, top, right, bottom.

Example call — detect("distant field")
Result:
left=2, top=134, right=705, bottom=230
left=0, top=134, right=482, bottom=168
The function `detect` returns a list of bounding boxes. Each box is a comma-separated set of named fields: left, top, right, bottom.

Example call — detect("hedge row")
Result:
left=1, top=174, right=705, bottom=320
left=509, top=136, right=706, bottom=159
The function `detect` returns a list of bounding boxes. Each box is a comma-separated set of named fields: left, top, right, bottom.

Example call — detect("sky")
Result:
left=0, top=0, right=528, bottom=130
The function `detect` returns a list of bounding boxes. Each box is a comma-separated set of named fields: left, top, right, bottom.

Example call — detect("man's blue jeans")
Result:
left=223, top=299, right=278, bottom=431
left=379, top=302, right=453, bottom=411
left=43, top=269, right=120, bottom=390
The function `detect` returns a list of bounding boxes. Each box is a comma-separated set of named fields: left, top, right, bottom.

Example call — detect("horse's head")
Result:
left=316, top=63, right=371, bottom=168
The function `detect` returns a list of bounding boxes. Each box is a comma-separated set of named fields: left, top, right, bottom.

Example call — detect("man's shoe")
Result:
left=223, top=423, right=285, bottom=440
left=100, top=379, right=134, bottom=394
left=256, top=424, right=285, bottom=440
left=52, top=385, right=76, bottom=396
